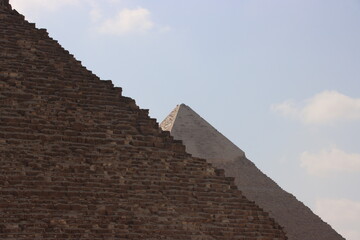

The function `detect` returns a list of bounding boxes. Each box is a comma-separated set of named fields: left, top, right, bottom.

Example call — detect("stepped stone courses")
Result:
left=160, top=104, right=345, bottom=240
left=0, top=1, right=287, bottom=239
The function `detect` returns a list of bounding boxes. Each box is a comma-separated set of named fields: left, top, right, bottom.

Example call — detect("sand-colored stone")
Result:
left=160, top=104, right=345, bottom=240
left=0, top=2, right=286, bottom=239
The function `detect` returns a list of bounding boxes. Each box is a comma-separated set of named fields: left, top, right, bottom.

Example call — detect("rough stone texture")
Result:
left=0, top=0, right=9, bottom=7
left=160, top=104, right=345, bottom=240
left=0, top=3, right=287, bottom=240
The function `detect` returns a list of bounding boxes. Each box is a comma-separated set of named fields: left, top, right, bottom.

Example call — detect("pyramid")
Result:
left=160, top=104, right=345, bottom=240
left=0, top=1, right=287, bottom=239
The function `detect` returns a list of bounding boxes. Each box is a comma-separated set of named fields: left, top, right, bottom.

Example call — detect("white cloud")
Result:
left=98, top=8, right=154, bottom=35
left=10, top=1, right=167, bottom=35
left=315, top=198, right=360, bottom=240
left=10, top=0, right=80, bottom=13
left=271, top=90, right=360, bottom=124
left=271, top=100, right=300, bottom=119
left=300, top=147, right=360, bottom=176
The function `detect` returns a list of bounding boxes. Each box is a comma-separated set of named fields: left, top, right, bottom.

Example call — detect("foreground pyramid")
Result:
left=160, top=104, right=345, bottom=240
left=0, top=1, right=287, bottom=239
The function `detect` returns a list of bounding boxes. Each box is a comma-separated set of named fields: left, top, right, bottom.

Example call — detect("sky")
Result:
left=9, top=0, right=360, bottom=239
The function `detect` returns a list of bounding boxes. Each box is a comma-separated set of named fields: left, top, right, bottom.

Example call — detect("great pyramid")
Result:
left=0, top=1, right=287, bottom=239
left=160, top=104, right=345, bottom=240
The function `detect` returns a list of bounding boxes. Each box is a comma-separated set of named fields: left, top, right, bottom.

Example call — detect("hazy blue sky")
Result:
left=10, top=0, right=360, bottom=239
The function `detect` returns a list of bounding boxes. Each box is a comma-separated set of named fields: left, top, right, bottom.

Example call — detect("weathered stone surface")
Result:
left=160, top=104, right=345, bottom=240
left=0, top=3, right=286, bottom=240
left=0, top=0, right=9, bottom=7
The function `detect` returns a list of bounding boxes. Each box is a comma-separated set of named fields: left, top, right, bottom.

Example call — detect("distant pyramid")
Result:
left=161, top=104, right=345, bottom=240
left=0, top=1, right=286, bottom=239
left=161, top=104, right=245, bottom=163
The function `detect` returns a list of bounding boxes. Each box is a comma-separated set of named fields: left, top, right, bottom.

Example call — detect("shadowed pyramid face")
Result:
left=0, top=0, right=9, bottom=8
left=161, top=104, right=345, bottom=240
left=0, top=2, right=287, bottom=240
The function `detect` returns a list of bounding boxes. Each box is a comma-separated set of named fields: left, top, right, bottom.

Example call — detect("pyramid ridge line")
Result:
left=1, top=7, right=201, bottom=162
left=2, top=1, right=107, bottom=87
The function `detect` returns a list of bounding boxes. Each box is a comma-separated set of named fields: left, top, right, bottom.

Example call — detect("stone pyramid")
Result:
left=160, top=104, right=345, bottom=240
left=0, top=1, right=287, bottom=239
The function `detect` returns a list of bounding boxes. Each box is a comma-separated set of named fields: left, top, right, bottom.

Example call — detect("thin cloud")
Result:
left=97, top=8, right=155, bottom=35
left=10, top=0, right=80, bottom=12
left=9, top=0, right=82, bottom=21
left=315, top=198, right=360, bottom=240
left=300, top=147, right=360, bottom=176
left=10, top=1, right=168, bottom=35
left=271, top=90, right=360, bottom=124
left=89, top=2, right=102, bottom=22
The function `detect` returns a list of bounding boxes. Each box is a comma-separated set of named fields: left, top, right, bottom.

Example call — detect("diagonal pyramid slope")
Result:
left=0, top=1, right=286, bottom=239
left=160, top=104, right=345, bottom=240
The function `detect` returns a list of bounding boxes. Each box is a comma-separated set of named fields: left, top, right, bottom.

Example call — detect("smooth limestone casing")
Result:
left=0, top=1, right=286, bottom=239
left=160, top=104, right=345, bottom=240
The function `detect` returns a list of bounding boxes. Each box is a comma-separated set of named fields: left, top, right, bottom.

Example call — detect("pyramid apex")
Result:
left=177, top=103, right=188, bottom=109
left=178, top=103, right=193, bottom=110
